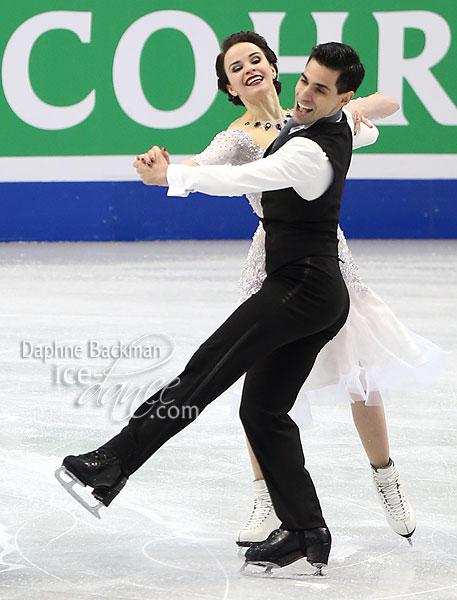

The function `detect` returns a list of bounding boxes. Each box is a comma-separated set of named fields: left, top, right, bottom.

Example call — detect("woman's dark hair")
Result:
left=308, top=42, right=365, bottom=94
left=215, top=31, right=282, bottom=106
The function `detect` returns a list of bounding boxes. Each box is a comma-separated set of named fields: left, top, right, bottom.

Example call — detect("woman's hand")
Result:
left=133, top=146, right=169, bottom=186
left=345, top=103, right=373, bottom=135
left=136, top=147, right=169, bottom=167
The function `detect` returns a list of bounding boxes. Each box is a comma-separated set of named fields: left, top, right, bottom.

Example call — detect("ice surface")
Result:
left=0, top=239, right=456, bottom=600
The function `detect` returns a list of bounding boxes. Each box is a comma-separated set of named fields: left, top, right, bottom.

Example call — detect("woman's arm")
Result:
left=138, top=130, right=247, bottom=169
left=349, top=93, right=400, bottom=121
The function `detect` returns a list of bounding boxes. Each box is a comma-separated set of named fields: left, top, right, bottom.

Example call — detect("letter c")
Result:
left=1, top=11, right=95, bottom=130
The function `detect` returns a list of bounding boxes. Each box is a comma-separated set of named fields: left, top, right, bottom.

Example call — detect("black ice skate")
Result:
left=55, top=448, right=127, bottom=519
left=241, top=527, right=331, bottom=576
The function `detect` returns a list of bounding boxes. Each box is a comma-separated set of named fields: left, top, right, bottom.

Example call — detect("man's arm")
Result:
left=137, top=138, right=333, bottom=201
left=134, top=119, right=379, bottom=199
left=168, top=119, right=378, bottom=195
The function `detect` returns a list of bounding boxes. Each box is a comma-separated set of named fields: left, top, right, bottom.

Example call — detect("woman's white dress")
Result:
left=192, top=127, right=446, bottom=423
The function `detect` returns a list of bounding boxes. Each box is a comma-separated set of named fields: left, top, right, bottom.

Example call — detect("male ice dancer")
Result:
left=57, top=42, right=376, bottom=573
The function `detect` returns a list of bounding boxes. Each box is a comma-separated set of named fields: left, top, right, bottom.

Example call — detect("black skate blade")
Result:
left=236, top=540, right=254, bottom=547
left=241, top=558, right=327, bottom=579
left=54, top=466, right=103, bottom=520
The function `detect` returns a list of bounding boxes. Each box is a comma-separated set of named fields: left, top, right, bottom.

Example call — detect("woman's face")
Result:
left=223, top=42, right=277, bottom=105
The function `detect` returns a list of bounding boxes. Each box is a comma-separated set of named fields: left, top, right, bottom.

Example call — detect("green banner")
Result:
left=1, top=0, right=456, bottom=157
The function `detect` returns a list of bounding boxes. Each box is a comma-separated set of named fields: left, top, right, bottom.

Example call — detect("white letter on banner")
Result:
left=113, top=11, right=219, bottom=129
left=374, top=11, right=457, bottom=125
left=1, top=11, right=95, bottom=130
left=249, top=12, right=348, bottom=73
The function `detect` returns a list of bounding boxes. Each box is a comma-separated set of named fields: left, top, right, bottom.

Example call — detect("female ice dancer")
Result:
left=141, top=31, right=445, bottom=546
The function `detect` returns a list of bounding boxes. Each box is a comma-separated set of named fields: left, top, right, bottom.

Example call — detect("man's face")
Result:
left=293, top=58, right=353, bottom=125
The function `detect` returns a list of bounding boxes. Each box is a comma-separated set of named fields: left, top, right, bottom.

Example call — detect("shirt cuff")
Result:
left=167, top=164, right=190, bottom=197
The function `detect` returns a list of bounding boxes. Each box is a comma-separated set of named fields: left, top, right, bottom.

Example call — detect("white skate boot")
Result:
left=237, top=480, right=281, bottom=547
left=372, top=459, right=416, bottom=543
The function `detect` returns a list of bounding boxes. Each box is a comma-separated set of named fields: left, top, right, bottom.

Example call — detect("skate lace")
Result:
left=244, top=493, right=273, bottom=528
left=374, top=472, right=410, bottom=520
left=82, top=448, right=113, bottom=466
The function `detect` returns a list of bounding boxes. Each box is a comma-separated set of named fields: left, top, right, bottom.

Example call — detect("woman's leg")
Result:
left=239, top=332, right=339, bottom=532
left=236, top=438, right=281, bottom=546
left=239, top=390, right=415, bottom=544
left=246, top=437, right=264, bottom=480
left=350, top=395, right=389, bottom=469
left=238, top=386, right=390, bottom=544
left=349, top=392, right=415, bottom=539
left=244, top=394, right=390, bottom=478
left=246, top=393, right=390, bottom=475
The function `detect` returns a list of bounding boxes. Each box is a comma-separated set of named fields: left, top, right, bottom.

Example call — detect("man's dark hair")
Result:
left=215, top=31, right=282, bottom=106
left=308, top=42, right=365, bottom=94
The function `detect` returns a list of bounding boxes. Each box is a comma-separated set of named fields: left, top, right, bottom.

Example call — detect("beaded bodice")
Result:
left=192, top=129, right=264, bottom=215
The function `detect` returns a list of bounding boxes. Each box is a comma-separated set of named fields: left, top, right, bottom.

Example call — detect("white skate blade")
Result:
left=241, top=558, right=327, bottom=579
left=240, top=561, right=276, bottom=576
left=54, top=466, right=103, bottom=520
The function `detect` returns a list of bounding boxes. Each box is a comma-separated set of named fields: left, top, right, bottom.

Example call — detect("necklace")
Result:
left=244, top=111, right=293, bottom=131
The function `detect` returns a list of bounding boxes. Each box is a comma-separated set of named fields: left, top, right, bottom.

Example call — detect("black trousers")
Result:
left=103, top=256, right=349, bottom=530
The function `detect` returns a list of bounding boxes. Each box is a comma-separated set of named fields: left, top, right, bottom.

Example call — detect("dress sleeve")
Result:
left=191, top=129, right=252, bottom=166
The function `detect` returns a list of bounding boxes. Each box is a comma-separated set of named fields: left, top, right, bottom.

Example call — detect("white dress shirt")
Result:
left=167, top=109, right=378, bottom=200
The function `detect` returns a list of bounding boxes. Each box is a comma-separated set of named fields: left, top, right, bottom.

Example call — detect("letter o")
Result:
left=113, top=11, right=220, bottom=129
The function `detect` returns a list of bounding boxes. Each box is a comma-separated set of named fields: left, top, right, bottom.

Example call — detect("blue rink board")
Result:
left=0, top=180, right=455, bottom=241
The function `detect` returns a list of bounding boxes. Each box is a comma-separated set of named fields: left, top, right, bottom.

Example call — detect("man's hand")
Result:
left=133, top=146, right=169, bottom=186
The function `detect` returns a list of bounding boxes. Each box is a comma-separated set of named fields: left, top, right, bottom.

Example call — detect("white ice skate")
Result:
left=237, top=479, right=282, bottom=547
left=372, top=459, right=416, bottom=544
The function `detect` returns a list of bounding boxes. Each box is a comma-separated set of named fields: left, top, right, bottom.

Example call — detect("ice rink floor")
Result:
left=1, top=239, right=456, bottom=600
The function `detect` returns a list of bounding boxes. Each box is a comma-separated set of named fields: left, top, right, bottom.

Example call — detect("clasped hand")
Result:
left=133, top=146, right=170, bottom=186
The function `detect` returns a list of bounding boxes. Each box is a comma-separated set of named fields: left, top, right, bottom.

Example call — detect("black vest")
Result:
left=260, top=114, right=352, bottom=274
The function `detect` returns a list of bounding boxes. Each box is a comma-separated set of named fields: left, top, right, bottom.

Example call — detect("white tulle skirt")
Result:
left=235, top=224, right=448, bottom=426
left=231, top=283, right=447, bottom=426
left=287, top=286, right=448, bottom=426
